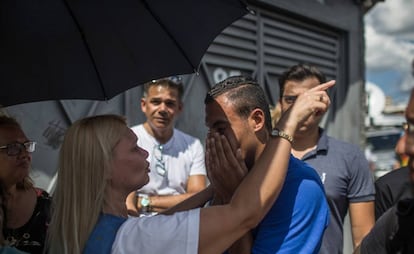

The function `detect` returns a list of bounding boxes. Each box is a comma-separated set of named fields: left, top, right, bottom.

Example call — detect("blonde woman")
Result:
left=47, top=81, right=333, bottom=254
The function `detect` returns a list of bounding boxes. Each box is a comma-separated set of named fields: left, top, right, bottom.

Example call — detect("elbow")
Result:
left=237, top=209, right=262, bottom=231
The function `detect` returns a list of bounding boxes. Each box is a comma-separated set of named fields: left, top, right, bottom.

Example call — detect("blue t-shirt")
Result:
left=83, top=214, right=127, bottom=254
left=251, top=155, right=329, bottom=254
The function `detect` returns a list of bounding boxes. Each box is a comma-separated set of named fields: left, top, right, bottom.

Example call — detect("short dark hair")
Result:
left=278, top=64, right=326, bottom=98
left=205, top=75, right=272, bottom=132
left=143, top=78, right=184, bottom=101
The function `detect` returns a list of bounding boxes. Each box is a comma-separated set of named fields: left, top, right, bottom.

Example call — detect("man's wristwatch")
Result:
left=140, top=195, right=151, bottom=213
left=271, top=129, right=293, bottom=143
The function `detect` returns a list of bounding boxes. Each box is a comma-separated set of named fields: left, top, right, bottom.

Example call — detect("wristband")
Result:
left=270, top=129, right=293, bottom=143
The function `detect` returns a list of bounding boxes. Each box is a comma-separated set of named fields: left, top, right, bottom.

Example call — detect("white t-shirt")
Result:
left=131, top=124, right=206, bottom=196
left=112, top=209, right=200, bottom=253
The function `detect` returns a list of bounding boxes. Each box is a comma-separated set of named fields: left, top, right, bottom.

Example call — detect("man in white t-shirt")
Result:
left=126, top=77, right=207, bottom=216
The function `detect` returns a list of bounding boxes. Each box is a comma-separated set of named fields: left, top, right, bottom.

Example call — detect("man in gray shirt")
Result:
left=278, top=64, right=375, bottom=253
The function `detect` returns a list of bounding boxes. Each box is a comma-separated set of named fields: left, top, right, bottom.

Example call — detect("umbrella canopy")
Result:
left=0, top=0, right=248, bottom=107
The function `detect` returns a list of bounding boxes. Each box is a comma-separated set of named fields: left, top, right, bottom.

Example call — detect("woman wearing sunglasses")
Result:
left=0, top=115, right=51, bottom=254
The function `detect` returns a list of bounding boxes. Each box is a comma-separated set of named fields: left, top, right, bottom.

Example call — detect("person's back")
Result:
left=357, top=198, right=414, bottom=254
left=374, top=130, right=411, bottom=220
left=375, top=166, right=412, bottom=219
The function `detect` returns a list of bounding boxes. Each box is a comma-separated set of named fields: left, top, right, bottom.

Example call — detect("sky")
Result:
left=365, top=0, right=414, bottom=106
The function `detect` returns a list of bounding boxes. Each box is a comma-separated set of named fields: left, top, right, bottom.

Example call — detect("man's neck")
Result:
left=251, top=133, right=270, bottom=168
left=143, top=122, right=173, bottom=144
left=291, top=128, right=320, bottom=159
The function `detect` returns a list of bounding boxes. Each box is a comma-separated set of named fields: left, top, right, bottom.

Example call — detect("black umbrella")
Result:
left=0, top=0, right=248, bottom=106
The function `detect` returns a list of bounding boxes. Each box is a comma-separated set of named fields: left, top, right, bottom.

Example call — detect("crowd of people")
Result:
left=0, top=63, right=413, bottom=254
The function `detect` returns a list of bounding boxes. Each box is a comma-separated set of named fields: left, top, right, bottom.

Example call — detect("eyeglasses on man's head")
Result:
left=0, top=141, right=36, bottom=156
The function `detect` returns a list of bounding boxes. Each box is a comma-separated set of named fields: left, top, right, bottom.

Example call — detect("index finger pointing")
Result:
left=311, top=80, right=335, bottom=92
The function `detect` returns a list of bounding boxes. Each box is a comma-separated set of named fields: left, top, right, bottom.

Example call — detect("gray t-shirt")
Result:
left=301, top=129, right=375, bottom=254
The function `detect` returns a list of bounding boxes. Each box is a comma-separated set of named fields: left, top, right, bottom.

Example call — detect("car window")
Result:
left=367, top=133, right=401, bottom=152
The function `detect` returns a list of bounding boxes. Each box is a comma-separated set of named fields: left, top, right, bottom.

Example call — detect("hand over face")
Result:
left=206, top=132, right=248, bottom=204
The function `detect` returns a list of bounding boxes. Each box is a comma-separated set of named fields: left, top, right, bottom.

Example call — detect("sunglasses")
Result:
left=151, top=75, right=182, bottom=86
left=153, top=145, right=167, bottom=176
left=0, top=141, right=36, bottom=156
left=403, top=122, right=414, bottom=134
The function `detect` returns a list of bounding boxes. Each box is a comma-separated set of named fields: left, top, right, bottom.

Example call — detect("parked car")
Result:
left=365, top=128, right=403, bottom=179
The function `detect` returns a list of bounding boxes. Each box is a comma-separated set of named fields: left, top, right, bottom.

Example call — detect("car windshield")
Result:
left=367, top=133, right=401, bottom=152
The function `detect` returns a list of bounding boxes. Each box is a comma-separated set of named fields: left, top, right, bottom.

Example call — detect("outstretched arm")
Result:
left=142, top=175, right=207, bottom=213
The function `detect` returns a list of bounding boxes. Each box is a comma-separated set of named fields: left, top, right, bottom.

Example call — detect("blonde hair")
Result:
left=47, top=114, right=127, bottom=254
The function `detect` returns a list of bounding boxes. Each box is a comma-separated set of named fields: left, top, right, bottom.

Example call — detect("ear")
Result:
left=178, top=101, right=183, bottom=113
left=140, top=98, right=147, bottom=113
left=249, top=108, right=265, bottom=132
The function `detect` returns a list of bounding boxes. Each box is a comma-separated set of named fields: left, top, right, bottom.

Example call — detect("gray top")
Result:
left=302, top=129, right=375, bottom=254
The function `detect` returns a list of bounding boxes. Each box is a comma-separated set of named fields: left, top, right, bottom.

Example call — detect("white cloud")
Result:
left=365, top=0, right=414, bottom=93
left=366, top=0, right=414, bottom=36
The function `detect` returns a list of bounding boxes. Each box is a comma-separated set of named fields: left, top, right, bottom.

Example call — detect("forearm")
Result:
left=126, top=191, right=138, bottom=216
left=350, top=201, right=375, bottom=248
left=353, top=245, right=361, bottom=254
left=228, top=232, right=253, bottom=254
left=162, top=186, right=214, bottom=215
left=138, top=191, right=206, bottom=212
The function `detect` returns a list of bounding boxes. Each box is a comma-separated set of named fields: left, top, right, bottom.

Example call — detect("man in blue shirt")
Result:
left=200, top=75, right=330, bottom=253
